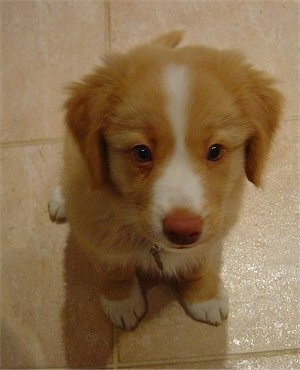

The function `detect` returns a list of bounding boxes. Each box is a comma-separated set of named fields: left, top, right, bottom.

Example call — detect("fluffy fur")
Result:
left=49, top=31, right=283, bottom=330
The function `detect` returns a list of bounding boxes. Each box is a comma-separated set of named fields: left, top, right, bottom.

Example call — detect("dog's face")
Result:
left=65, top=32, right=282, bottom=252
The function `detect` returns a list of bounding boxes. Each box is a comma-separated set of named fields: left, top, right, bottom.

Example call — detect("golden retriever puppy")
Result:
left=49, top=31, right=283, bottom=330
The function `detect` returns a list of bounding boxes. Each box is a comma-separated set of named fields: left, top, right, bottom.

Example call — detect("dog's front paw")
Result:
left=48, top=185, right=67, bottom=223
left=100, top=279, right=146, bottom=330
left=184, top=283, right=229, bottom=326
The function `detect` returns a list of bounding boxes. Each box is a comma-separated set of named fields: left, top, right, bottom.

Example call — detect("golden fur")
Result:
left=52, top=31, right=283, bottom=330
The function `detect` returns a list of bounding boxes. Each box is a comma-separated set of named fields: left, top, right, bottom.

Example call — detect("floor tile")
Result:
left=1, top=143, right=67, bottom=367
left=1, top=144, right=67, bottom=367
left=110, top=0, right=299, bottom=119
left=1, top=0, right=106, bottom=143
left=222, top=119, right=300, bottom=352
left=219, top=353, right=300, bottom=369
left=140, top=352, right=300, bottom=369
left=1, top=143, right=113, bottom=368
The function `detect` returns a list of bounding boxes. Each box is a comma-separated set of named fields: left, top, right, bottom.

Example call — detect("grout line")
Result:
left=0, top=138, right=63, bottom=149
left=282, top=115, right=300, bottom=122
left=117, top=348, right=300, bottom=368
left=99, top=364, right=115, bottom=369
left=104, top=0, right=111, bottom=54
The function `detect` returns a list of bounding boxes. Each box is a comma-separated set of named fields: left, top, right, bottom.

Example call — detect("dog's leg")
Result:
left=177, top=266, right=228, bottom=326
left=48, top=185, right=67, bottom=223
left=98, top=269, right=146, bottom=330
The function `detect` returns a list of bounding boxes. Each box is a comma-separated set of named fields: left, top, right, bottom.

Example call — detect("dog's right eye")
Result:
left=132, top=145, right=153, bottom=163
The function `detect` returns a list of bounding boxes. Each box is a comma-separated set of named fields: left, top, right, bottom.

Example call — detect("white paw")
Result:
left=185, top=284, right=229, bottom=326
left=100, top=279, right=146, bottom=330
left=48, top=185, right=67, bottom=223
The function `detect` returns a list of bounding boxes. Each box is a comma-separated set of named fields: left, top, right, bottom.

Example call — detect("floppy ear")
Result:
left=242, top=68, right=284, bottom=186
left=65, top=69, right=112, bottom=188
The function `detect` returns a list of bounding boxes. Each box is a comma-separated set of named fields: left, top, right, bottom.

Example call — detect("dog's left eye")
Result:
left=132, top=145, right=153, bottom=162
left=207, top=144, right=225, bottom=161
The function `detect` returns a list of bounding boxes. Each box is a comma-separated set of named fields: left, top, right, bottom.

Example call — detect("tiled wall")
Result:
left=1, top=1, right=299, bottom=368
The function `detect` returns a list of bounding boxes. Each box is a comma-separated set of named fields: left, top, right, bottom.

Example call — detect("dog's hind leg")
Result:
left=48, top=185, right=67, bottom=223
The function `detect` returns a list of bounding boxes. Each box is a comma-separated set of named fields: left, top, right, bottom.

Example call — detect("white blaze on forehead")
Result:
left=163, top=64, right=189, bottom=148
left=152, top=64, right=204, bottom=227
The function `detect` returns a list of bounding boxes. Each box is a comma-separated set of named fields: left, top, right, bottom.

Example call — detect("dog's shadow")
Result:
left=63, top=234, right=174, bottom=367
left=62, top=234, right=112, bottom=367
left=63, top=235, right=228, bottom=368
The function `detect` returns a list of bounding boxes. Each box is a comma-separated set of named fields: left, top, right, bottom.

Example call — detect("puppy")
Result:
left=49, top=31, right=283, bottom=330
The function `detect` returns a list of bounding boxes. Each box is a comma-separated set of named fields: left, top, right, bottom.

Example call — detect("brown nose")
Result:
left=163, top=213, right=203, bottom=246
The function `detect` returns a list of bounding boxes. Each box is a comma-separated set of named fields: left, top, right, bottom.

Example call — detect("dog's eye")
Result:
left=133, top=145, right=153, bottom=162
left=207, top=144, right=225, bottom=161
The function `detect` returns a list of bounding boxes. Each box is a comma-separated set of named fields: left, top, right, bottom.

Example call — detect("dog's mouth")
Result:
left=149, top=243, right=198, bottom=271
left=169, top=242, right=197, bottom=249
left=164, top=234, right=202, bottom=250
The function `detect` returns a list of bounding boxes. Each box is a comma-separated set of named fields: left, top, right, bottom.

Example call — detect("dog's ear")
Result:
left=65, top=68, right=113, bottom=188
left=241, top=68, right=284, bottom=186
left=151, top=30, right=183, bottom=48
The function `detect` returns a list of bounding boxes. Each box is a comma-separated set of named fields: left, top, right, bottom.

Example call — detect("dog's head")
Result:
left=65, top=31, right=283, bottom=250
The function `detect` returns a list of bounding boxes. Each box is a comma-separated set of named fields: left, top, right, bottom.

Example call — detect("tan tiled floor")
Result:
left=1, top=1, right=299, bottom=369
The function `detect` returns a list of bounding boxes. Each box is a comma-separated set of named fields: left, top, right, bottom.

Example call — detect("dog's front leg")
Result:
left=177, top=266, right=229, bottom=326
left=98, top=268, right=146, bottom=330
